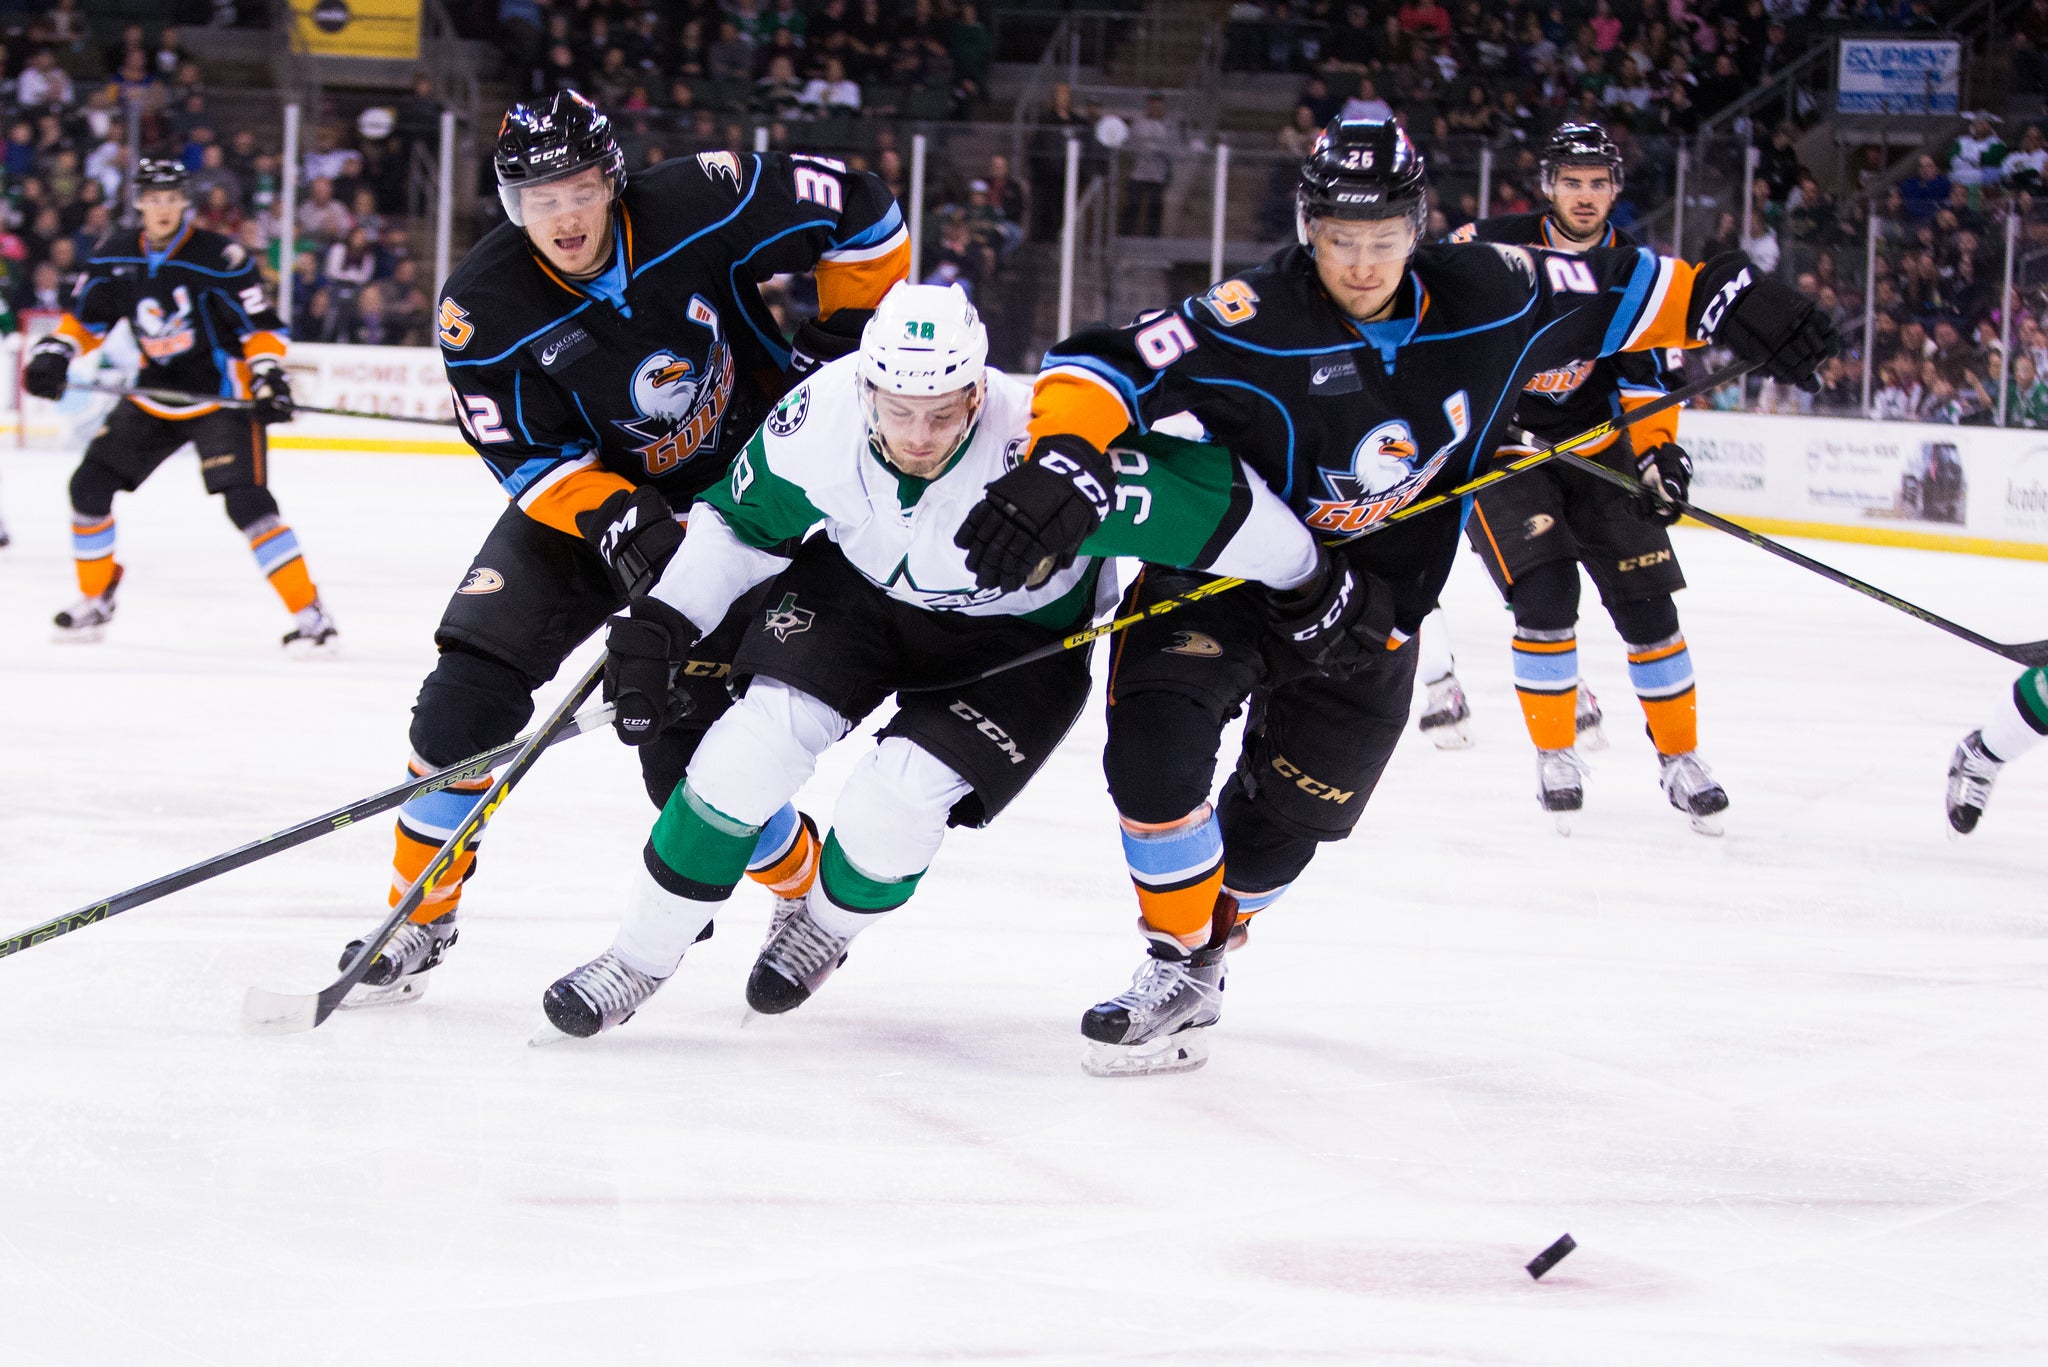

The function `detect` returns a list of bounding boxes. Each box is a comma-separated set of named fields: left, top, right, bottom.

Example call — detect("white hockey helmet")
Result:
left=858, top=282, right=988, bottom=397
left=857, top=282, right=988, bottom=474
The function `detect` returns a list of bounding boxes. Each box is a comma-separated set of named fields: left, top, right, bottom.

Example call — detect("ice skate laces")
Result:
left=364, top=919, right=452, bottom=982
left=1950, top=733, right=2002, bottom=806
left=1106, top=950, right=1218, bottom=1028
left=568, top=952, right=660, bottom=1016
left=759, top=908, right=847, bottom=986
left=1658, top=751, right=1715, bottom=802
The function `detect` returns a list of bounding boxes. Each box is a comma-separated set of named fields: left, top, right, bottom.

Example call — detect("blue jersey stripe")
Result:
left=729, top=217, right=835, bottom=366
left=1188, top=374, right=1297, bottom=500
left=497, top=455, right=559, bottom=498
left=631, top=156, right=764, bottom=280
left=1599, top=248, right=1659, bottom=357
left=833, top=201, right=903, bottom=249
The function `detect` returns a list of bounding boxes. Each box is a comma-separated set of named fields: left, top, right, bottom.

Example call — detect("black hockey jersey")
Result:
left=1028, top=240, right=1709, bottom=629
left=439, top=150, right=909, bottom=537
left=1453, top=212, right=1685, bottom=456
left=56, top=218, right=286, bottom=419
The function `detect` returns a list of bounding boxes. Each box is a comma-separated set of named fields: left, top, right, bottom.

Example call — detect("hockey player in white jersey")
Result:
left=540, top=283, right=1336, bottom=1037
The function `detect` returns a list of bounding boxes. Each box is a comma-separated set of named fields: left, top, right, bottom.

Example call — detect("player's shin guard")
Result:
left=1119, top=804, right=1225, bottom=949
left=388, top=755, right=493, bottom=923
left=1626, top=632, right=1697, bottom=756
left=1512, top=627, right=1580, bottom=751
left=243, top=514, right=320, bottom=614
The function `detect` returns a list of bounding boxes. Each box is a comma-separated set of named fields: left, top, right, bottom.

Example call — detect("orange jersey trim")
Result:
left=131, top=396, right=223, bottom=419
left=53, top=315, right=104, bottom=356
left=1619, top=388, right=1680, bottom=452
left=1620, top=258, right=1701, bottom=353
left=1029, top=368, right=1132, bottom=454
left=242, top=330, right=287, bottom=361
left=518, top=463, right=634, bottom=538
left=816, top=234, right=911, bottom=318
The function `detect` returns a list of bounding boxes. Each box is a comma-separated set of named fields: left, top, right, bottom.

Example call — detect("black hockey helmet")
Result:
left=131, top=158, right=189, bottom=201
left=1539, top=122, right=1624, bottom=194
left=493, top=88, right=626, bottom=226
left=1295, top=117, right=1429, bottom=246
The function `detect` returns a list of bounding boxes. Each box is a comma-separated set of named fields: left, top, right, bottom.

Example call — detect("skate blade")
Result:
left=241, top=986, right=319, bottom=1035
left=1550, top=810, right=1577, bottom=836
left=51, top=626, right=106, bottom=644
left=335, top=976, right=430, bottom=1011
left=528, top=1021, right=583, bottom=1047
left=1687, top=812, right=1725, bottom=837
left=1082, top=1027, right=1212, bottom=1078
left=283, top=639, right=343, bottom=662
left=1423, top=722, right=1474, bottom=750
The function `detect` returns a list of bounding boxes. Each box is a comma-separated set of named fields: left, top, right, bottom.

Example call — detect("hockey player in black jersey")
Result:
left=956, top=118, right=1836, bottom=1075
left=1441, top=123, right=1726, bottom=833
left=344, top=90, right=909, bottom=1005
left=23, top=159, right=334, bottom=652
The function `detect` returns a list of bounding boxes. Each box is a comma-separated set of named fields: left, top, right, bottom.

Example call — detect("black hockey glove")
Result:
left=1264, top=549, right=1397, bottom=678
left=575, top=485, right=685, bottom=600
left=1628, top=442, right=1693, bottom=527
left=1690, top=253, right=1838, bottom=392
left=603, top=596, right=701, bottom=745
left=248, top=357, right=294, bottom=424
left=788, top=307, right=876, bottom=382
left=22, top=339, right=72, bottom=401
left=955, top=434, right=1115, bottom=592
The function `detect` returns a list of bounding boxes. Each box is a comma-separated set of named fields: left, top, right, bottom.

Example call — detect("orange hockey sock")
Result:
left=245, top=517, right=319, bottom=613
left=1121, top=805, right=1225, bottom=946
left=1512, top=628, right=1579, bottom=750
left=72, top=514, right=117, bottom=595
left=388, top=756, right=493, bottom=922
left=1628, top=633, right=1698, bottom=755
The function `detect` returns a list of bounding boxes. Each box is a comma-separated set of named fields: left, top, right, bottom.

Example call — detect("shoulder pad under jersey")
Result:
left=1459, top=212, right=1548, bottom=246
left=1411, top=241, right=1541, bottom=332
left=1182, top=247, right=1335, bottom=343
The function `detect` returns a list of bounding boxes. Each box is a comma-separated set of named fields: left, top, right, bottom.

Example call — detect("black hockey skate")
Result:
left=53, top=564, right=123, bottom=643
left=338, top=913, right=457, bottom=1009
left=746, top=894, right=856, bottom=1015
left=1946, top=730, right=2003, bottom=835
left=1536, top=747, right=1588, bottom=835
left=1658, top=750, right=1729, bottom=836
left=1081, top=925, right=1228, bottom=1077
left=1418, top=673, right=1473, bottom=749
left=540, top=951, right=665, bottom=1039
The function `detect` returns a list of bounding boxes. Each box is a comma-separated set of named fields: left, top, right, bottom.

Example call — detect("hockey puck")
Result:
left=1525, top=1234, right=1575, bottom=1280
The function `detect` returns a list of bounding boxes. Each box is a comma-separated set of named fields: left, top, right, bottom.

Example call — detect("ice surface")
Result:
left=1, top=441, right=2045, bottom=1365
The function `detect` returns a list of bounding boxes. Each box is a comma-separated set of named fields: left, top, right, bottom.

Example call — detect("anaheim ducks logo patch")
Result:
left=459, top=567, right=505, bottom=594
left=1165, top=631, right=1224, bottom=658
left=1524, top=514, right=1556, bottom=537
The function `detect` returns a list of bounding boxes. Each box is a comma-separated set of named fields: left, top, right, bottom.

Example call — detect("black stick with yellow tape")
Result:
left=240, top=654, right=608, bottom=1035
left=913, top=359, right=1757, bottom=693
left=1549, top=446, right=2048, bottom=667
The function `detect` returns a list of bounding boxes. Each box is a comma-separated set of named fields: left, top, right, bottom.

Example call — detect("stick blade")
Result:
left=241, top=985, right=321, bottom=1035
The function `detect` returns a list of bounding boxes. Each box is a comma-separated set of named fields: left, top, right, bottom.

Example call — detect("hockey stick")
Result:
left=66, top=380, right=461, bottom=427
left=240, top=655, right=609, bottom=1035
left=0, top=703, right=616, bottom=964
left=1551, top=446, right=2048, bottom=667
left=912, top=358, right=1757, bottom=692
